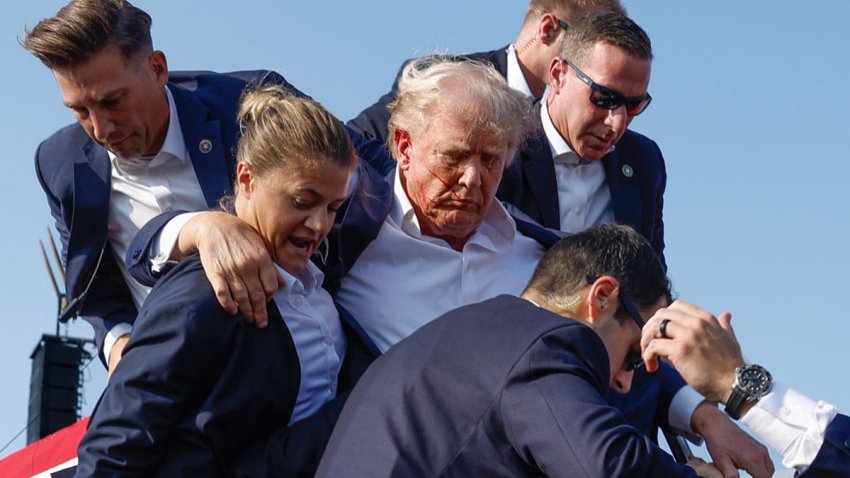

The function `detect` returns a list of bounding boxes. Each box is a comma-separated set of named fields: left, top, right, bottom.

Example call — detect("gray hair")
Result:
left=560, top=11, right=652, bottom=68
left=387, top=57, right=534, bottom=163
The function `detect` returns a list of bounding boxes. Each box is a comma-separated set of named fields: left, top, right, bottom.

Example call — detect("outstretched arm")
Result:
left=641, top=300, right=842, bottom=475
left=126, top=209, right=281, bottom=327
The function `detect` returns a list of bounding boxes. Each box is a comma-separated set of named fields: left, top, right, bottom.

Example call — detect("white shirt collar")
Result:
left=108, top=86, right=188, bottom=167
left=506, top=44, right=534, bottom=98
left=275, top=260, right=324, bottom=298
left=391, top=167, right=517, bottom=252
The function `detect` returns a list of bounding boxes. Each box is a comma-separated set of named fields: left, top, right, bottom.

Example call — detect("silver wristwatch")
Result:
left=724, top=364, right=772, bottom=420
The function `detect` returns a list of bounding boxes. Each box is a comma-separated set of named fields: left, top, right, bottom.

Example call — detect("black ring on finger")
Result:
left=659, top=318, right=671, bottom=339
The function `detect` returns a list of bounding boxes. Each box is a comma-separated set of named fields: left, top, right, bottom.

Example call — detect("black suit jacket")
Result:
left=498, top=103, right=668, bottom=266
left=75, top=255, right=373, bottom=477
left=347, top=46, right=509, bottom=144
left=317, top=295, right=696, bottom=477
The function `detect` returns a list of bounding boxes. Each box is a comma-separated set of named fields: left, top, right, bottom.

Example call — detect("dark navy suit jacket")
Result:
left=34, top=70, right=301, bottom=363
left=497, top=103, right=668, bottom=267
left=76, top=255, right=374, bottom=478
left=800, top=413, right=850, bottom=477
left=317, top=295, right=697, bottom=478
left=347, top=46, right=509, bottom=144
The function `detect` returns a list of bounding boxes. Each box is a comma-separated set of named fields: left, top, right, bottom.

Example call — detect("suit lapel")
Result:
left=169, top=84, right=233, bottom=208
left=602, top=149, right=641, bottom=231
left=67, top=138, right=110, bottom=298
left=519, top=106, right=561, bottom=229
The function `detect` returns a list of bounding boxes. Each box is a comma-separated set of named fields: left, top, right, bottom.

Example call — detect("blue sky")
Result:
left=2, top=2, right=848, bottom=474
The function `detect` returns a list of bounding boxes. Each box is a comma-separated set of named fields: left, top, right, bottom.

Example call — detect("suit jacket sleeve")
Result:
left=76, top=259, right=300, bottom=477
left=76, top=271, right=224, bottom=477
left=500, top=326, right=697, bottom=477
left=799, top=413, right=850, bottom=477
left=34, top=140, right=137, bottom=365
left=125, top=209, right=188, bottom=286
left=649, top=140, right=667, bottom=268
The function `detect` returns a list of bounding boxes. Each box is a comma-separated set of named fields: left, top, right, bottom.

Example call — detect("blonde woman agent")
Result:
left=75, top=86, right=370, bottom=478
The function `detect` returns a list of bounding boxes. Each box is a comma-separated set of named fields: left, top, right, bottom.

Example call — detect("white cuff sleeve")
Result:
left=104, top=322, right=133, bottom=367
left=740, top=381, right=838, bottom=471
left=668, top=385, right=705, bottom=444
left=150, top=211, right=203, bottom=274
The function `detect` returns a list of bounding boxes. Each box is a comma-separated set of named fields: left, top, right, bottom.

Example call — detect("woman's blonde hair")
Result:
left=236, top=84, right=355, bottom=177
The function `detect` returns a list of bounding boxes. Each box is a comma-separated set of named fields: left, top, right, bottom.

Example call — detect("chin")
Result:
left=277, top=256, right=309, bottom=275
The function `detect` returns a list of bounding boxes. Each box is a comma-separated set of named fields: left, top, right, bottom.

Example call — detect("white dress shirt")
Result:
left=272, top=262, right=346, bottom=425
left=741, top=381, right=839, bottom=472
left=104, top=87, right=208, bottom=360
left=335, top=168, right=546, bottom=353
left=540, top=95, right=615, bottom=233
left=506, top=44, right=534, bottom=98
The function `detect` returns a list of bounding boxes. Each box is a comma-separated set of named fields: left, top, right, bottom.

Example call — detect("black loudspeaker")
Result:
left=27, top=335, right=91, bottom=443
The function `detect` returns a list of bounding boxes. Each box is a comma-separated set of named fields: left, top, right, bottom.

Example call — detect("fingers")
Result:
left=209, top=271, right=239, bottom=315
left=195, top=215, right=277, bottom=328
left=711, top=456, right=740, bottom=478
left=686, top=457, right=724, bottom=478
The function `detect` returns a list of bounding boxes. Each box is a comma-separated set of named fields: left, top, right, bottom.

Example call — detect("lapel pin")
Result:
left=199, top=139, right=213, bottom=154
left=621, top=164, right=634, bottom=178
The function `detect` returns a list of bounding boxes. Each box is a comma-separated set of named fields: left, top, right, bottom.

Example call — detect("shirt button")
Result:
left=293, top=297, right=303, bottom=307
left=164, top=206, right=173, bottom=212
left=780, top=407, right=791, bottom=416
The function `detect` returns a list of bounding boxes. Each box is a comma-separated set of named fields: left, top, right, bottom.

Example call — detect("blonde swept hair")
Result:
left=386, top=57, right=534, bottom=164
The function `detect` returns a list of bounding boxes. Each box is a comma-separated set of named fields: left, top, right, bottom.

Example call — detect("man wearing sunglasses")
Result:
left=499, top=11, right=665, bottom=265
left=499, top=12, right=776, bottom=478
left=317, top=224, right=720, bottom=477
left=347, top=0, right=626, bottom=144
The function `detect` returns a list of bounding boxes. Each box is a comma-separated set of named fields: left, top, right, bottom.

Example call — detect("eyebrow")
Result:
left=300, top=187, right=347, bottom=205
left=63, top=87, right=125, bottom=109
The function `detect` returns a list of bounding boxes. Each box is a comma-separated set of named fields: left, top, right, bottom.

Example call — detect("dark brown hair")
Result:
left=22, top=0, right=153, bottom=69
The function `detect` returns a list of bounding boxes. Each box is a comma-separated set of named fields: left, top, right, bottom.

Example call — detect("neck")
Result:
left=145, top=88, right=171, bottom=156
left=516, top=52, right=547, bottom=97
left=514, top=30, right=547, bottom=97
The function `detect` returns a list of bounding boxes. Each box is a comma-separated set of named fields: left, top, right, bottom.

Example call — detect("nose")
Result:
left=305, top=207, right=331, bottom=236
left=611, top=368, right=634, bottom=394
left=457, top=159, right=483, bottom=189
left=603, top=105, right=629, bottom=138
left=89, top=108, right=115, bottom=142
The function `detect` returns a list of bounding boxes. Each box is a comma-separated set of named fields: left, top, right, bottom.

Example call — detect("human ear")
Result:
left=586, top=276, right=619, bottom=324
left=394, top=129, right=413, bottom=170
left=235, top=162, right=255, bottom=197
left=148, top=50, right=169, bottom=86
left=548, top=57, right=568, bottom=92
left=537, top=14, right=559, bottom=44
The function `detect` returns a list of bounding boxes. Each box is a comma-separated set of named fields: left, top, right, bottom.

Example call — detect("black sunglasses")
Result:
left=563, top=59, right=652, bottom=116
left=586, top=275, right=645, bottom=371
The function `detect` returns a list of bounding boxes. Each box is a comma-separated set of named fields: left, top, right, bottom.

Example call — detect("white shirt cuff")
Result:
left=151, top=211, right=203, bottom=274
left=668, top=385, right=705, bottom=444
left=104, top=322, right=133, bottom=367
left=740, top=381, right=838, bottom=471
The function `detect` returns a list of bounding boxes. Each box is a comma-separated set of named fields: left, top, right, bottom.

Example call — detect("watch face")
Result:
left=738, top=366, right=772, bottom=395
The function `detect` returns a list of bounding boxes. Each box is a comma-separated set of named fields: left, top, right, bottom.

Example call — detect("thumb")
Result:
left=717, top=311, right=734, bottom=334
